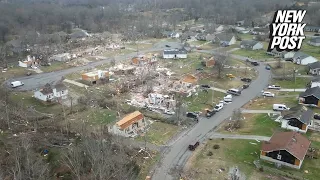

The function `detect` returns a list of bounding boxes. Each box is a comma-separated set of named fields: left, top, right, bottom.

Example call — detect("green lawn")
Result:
left=302, top=38, right=320, bottom=59
left=243, top=96, right=297, bottom=110
left=272, top=77, right=310, bottom=89
left=184, top=90, right=226, bottom=112
left=73, top=108, right=116, bottom=125
left=225, top=58, right=246, bottom=66
left=232, top=49, right=270, bottom=60
left=136, top=122, right=180, bottom=146
left=219, top=114, right=280, bottom=137
left=0, top=67, right=31, bottom=83
left=238, top=33, right=254, bottom=40
left=189, top=40, right=206, bottom=46
left=41, top=62, right=70, bottom=73
left=269, top=62, right=308, bottom=76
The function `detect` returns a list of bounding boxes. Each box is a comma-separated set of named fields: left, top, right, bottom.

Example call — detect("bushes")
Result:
left=213, top=144, right=220, bottom=149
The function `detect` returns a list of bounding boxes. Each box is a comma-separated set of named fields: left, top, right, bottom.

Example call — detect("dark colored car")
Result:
left=265, top=65, right=271, bottom=70
left=188, top=141, right=200, bottom=151
left=200, top=84, right=211, bottom=89
left=314, top=34, right=320, bottom=36
left=243, top=84, right=249, bottom=89
left=186, top=112, right=199, bottom=119
left=165, top=45, right=170, bottom=47
left=206, top=110, right=216, bottom=118
left=241, top=78, right=252, bottom=83
left=251, top=61, right=259, bottom=66
left=196, top=68, right=204, bottom=71
left=314, top=114, right=320, bottom=120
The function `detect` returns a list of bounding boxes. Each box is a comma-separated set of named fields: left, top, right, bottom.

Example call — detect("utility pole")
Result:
left=212, top=82, right=215, bottom=106
left=293, top=67, right=297, bottom=92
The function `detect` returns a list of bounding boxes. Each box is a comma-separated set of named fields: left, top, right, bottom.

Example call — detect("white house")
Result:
left=163, top=48, right=187, bottom=59
left=170, top=32, right=180, bottom=38
left=308, top=61, right=320, bottom=75
left=308, top=37, right=320, bottom=46
left=34, top=83, right=68, bottom=102
left=266, top=49, right=295, bottom=59
left=293, top=52, right=318, bottom=65
left=18, top=55, right=39, bottom=68
left=240, top=40, right=263, bottom=50
left=213, top=33, right=236, bottom=46
left=49, top=53, right=71, bottom=62
left=109, top=111, right=146, bottom=137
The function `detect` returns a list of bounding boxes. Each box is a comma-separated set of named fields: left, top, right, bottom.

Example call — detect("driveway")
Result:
left=5, top=41, right=182, bottom=91
left=151, top=53, right=271, bottom=180
left=209, top=133, right=270, bottom=141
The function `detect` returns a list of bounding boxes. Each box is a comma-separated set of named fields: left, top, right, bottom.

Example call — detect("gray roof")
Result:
left=282, top=106, right=313, bottom=124
left=293, top=51, right=310, bottom=59
left=299, top=86, right=320, bottom=99
left=163, top=48, right=187, bottom=55
left=240, top=40, right=259, bottom=46
left=215, top=33, right=234, bottom=42
left=308, top=61, right=320, bottom=70
left=54, top=83, right=67, bottom=92
left=310, top=37, right=320, bottom=43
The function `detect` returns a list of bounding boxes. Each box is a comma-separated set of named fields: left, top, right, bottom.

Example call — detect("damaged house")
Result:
left=131, top=54, right=157, bottom=66
left=81, top=70, right=109, bottom=84
left=18, top=55, right=40, bottom=68
left=34, top=83, right=68, bottom=102
left=163, top=48, right=188, bottom=59
left=280, top=106, right=314, bottom=133
left=260, top=131, right=310, bottom=169
left=109, top=64, right=136, bottom=75
left=299, top=86, right=320, bottom=107
left=109, top=111, right=146, bottom=138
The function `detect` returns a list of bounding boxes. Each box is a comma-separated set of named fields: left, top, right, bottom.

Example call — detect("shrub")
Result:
left=207, top=151, right=213, bottom=156
left=213, top=144, right=220, bottom=149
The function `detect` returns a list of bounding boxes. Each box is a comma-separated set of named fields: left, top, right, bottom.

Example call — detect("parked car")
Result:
left=26, top=72, right=32, bottom=76
left=205, top=108, right=216, bottom=118
left=251, top=61, right=259, bottom=66
left=265, top=65, right=271, bottom=70
left=314, top=33, right=320, bottom=36
left=186, top=112, right=199, bottom=119
left=243, top=84, right=249, bottom=89
left=273, top=104, right=290, bottom=111
left=227, top=88, right=241, bottom=96
left=224, top=94, right=232, bottom=102
left=241, top=78, right=252, bottom=82
left=196, top=68, right=204, bottom=71
left=262, top=91, right=275, bottom=97
left=314, top=114, right=320, bottom=120
left=268, top=85, right=281, bottom=90
left=188, top=140, right=200, bottom=151
left=165, top=45, right=170, bottom=47
left=200, top=84, right=211, bottom=89
left=226, top=74, right=236, bottom=78
left=213, top=102, right=224, bottom=111
left=10, top=81, right=24, bottom=88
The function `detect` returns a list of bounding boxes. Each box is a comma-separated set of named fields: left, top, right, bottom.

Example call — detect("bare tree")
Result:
left=214, top=53, right=228, bottom=78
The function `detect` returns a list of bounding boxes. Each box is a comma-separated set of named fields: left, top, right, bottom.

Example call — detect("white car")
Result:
left=213, top=102, right=224, bottom=111
left=262, top=91, right=275, bottom=97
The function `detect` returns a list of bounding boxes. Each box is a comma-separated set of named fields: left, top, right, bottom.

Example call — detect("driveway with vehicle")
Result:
left=151, top=52, right=271, bottom=180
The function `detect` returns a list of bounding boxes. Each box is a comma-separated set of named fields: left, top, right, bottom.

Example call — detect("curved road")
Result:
left=151, top=51, right=271, bottom=180
left=5, top=41, right=183, bottom=91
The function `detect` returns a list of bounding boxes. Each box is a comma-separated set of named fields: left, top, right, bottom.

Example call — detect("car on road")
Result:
left=165, top=45, right=170, bottom=47
left=243, top=84, right=249, bottom=89
left=251, top=61, right=259, bottom=66
left=186, top=112, right=199, bottom=119
left=10, top=81, right=24, bottom=88
left=314, top=114, right=320, bottom=120
left=213, top=102, right=224, bottom=112
left=268, top=85, right=281, bottom=90
left=205, top=108, right=216, bottom=118
left=227, top=88, right=241, bottom=96
left=196, top=68, right=204, bottom=71
left=314, top=33, right=320, bottom=36
left=262, top=91, right=275, bottom=97
left=188, top=140, right=200, bottom=151
left=265, top=65, right=271, bottom=70
left=224, top=94, right=232, bottom=102
left=241, top=78, right=252, bottom=83
left=200, top=84, right=211, bottom=89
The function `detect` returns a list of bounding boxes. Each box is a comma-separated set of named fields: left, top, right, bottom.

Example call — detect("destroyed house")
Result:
left=163, top=48, right=187, bottom=59
left=115, top=111, right=145, bottom=137
left=299, top=86, right=320, bottom=107
left=81, top=70, right=109, bottom=84
left=260, top=132, right=310, bottom=169
left=34, top=83, right=68, bottom=102
left=281, top=106, right=313, bottom=133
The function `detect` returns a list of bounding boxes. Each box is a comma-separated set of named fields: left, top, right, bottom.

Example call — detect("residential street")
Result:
left=151, top=52, right=271, bottom=180
left=4, top=41, right=182, bottom=91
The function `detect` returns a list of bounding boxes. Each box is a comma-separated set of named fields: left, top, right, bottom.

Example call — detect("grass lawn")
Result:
left=184, top=90, right=226, bottom=112
left=269, top=62, right=308, bottom=76
left=189, top=40, right=206, bottom=46
left=201, top=43, right=220, bottom=50
left=219, top=44, right=239, bottom=52
left=243, top=96, right=297, bottom=110
left=41, top=62, right=70, bottom=73
left=225, top=58, right=247, bottom=66
left=238, top=33, right=254, bottom=40
left=301, top=38, right=320, bottom=59
left=184, top=139, right=267, bottom=180
left=0, top=67, right=31, bottom=83
left=218, top=114, right=280, bottom=137
left=232, top=49, right=270, bottom=60
left=272, top=77, right=310, bottom=89
left=125, top=43, right=153, bottom=51
left=69, top=108, right=116, bottom=125
left=136, top=122, right=180, bottom=146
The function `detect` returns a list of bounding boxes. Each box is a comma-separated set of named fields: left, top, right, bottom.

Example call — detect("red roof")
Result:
left=261, top=132, right=310, bottom=160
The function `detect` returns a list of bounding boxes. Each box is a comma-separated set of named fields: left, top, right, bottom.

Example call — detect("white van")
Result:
left=10, top=81, right=24, bottom=88
left=273, top=104, right=290, bottom=111
left=224, top=94, right=232, bottom=102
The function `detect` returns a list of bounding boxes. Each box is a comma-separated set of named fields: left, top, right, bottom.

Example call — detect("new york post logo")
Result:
left=268, top=10, right=306, bottom=52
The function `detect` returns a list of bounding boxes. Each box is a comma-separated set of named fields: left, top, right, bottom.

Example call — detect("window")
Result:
left=277, top=154, right=282, bottom=160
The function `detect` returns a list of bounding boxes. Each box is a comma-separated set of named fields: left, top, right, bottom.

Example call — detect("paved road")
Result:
left=151, top=52, right=271, bottom=180
left=240, top=109, right=281, bottom=114
left=4, top=41, right=182, bottom=91
left=209, top=133, right=270, bottom=141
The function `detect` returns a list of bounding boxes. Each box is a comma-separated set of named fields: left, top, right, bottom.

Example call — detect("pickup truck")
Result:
left=268, top=85, right=281, bottom=90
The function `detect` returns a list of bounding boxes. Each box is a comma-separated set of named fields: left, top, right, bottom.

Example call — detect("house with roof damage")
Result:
left=213, top=33, right=236, bottom=46
left=260, top=131, right=310, bottom=169
left=280, top=105, right=314, bottom=133
left=307, top=61, right=320, bottom=75
left=299, top=86, right=320, bottom=107
left=240, top=40, right=263, bottom=50
left=34, top=83, right=68, bottom=102
left=109, top=111, right=146, bottom=137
